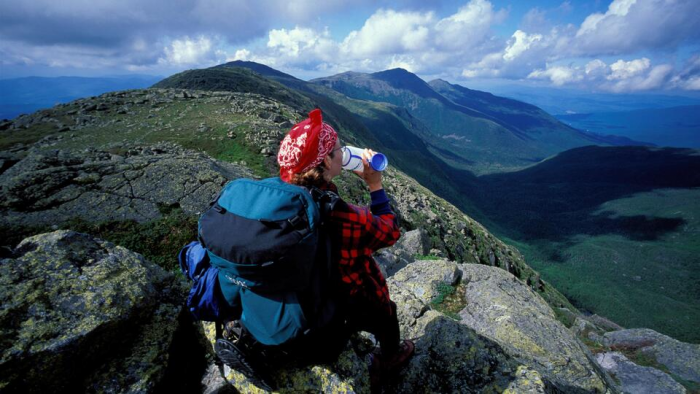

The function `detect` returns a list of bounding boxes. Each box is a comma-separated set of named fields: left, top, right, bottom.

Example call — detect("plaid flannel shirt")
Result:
left=324, top=183, right=401, bottom=315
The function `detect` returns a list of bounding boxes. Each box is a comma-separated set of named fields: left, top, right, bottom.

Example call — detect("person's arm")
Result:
left=353, top=148, right=401, bottom=249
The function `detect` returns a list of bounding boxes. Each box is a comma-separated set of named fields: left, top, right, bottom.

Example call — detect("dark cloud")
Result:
left=0, top=0, right=269, bottom=48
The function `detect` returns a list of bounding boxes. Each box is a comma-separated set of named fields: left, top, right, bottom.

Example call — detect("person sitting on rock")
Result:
left=278, top=108, right=415, bottom=384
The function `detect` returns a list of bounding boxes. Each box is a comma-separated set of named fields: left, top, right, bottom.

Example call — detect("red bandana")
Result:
left=277, top=109, right=338, bottom=182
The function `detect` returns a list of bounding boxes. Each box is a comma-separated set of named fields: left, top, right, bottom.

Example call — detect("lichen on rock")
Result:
left=455, top=262, right=616, bottom=393
left=0, top=230, right=184, bottom=393
left=603, top=328, right=700, bottom=384
left=0, top=143, right=253, bottom=227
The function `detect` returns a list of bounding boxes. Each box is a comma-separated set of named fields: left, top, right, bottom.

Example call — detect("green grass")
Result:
left=507, top=189, right=700, bottom=343
left=430, top=281, right=467, bottom=321
left=415, top=254, right=441, bottom=260
left=613, top=345, right=700, bottom=393
left=6, top=95, right=275, bottom=178
left=1, top=206, right=198, bottom=272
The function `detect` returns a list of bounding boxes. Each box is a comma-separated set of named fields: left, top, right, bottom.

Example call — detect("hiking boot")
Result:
left=215, top=338, right=273, bottom=391
left=382, top=339, right=415, bottom=374
left=368, top=339, right=415, bottom=392
left=368, top=353, right=383, bottom=393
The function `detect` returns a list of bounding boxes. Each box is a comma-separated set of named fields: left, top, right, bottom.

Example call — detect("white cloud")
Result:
left=680, top=76, right=700, bottom=90
left=607, top=57, right=650, bottom=80
left=160, top=36, right=216, bottom=65
left=341, top=9, right=434, bottom=57
left=573, top=0, right=700, bottom=55
left=503, top=30, right=543, bottom=62
left=585, top=59, right=608, bottom=78
left=671, top=55, right=700, bottom=91
left=268, top=27, right=325, bottom=57
left=386, top=55, right=420, bottom=73
left=577, top=0, right=636, bottom=36
left=1, top=0, right=697, bottom=93
left=230, top=49, right=250, bottom=61
left=603, top=64, right=673, bottom=92
left=528, top=65, right=583, bottom=86
left=434, top=0, right=505, bottom=50
left=526, top=57, right=675, bottom=92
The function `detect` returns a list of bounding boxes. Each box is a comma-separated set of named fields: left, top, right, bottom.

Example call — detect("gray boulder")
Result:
left=457, top=263, right=615, bottom=393
left=604, top=328, right=700, bottom=384
left=390, top=259, right=460, bottom=304
left=596, top=352, right=686, bottom=394
left=202, top=259, right=547, bottom=393
left=0, top=143, right=252, bottom=227
left=375, top=228, right=431, bottom=277
left=0, top=230, right=184, bottom=393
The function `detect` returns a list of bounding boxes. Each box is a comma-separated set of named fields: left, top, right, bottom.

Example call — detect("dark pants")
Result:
left=345, top=297, right=400, bottom=356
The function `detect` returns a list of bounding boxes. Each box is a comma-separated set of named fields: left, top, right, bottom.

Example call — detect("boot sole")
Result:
left=215, top=338, right=273, bottom=391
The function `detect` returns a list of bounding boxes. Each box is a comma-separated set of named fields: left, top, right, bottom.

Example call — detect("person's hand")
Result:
left=353, top=148, right=383, bottom=192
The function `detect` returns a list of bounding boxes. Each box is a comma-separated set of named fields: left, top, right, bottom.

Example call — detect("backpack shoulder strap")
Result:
left=307, top=186, right=340, bottom=222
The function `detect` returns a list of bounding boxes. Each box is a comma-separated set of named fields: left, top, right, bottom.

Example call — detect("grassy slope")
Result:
left=0, top=91, right=284, bottom=271
left=154, top=66, right=700, bottom=342
left=512, top=189, right=700, bottom=343
left=458, top=147, right=700, bottom=343
left=311, top=71, right=625, bottom=175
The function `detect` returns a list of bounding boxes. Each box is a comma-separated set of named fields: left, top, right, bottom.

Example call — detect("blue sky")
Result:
left=1, top=0, right=698, bottom=93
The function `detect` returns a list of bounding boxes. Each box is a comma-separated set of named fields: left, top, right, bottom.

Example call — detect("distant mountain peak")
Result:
left=370, top=68, right=445, bottom=100
left=427, top=79, right=453, bottom=89
left=371, top=68, right=422, bottom=81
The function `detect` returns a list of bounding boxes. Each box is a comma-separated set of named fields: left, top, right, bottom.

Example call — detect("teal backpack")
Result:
left=198, top=177, right=341, bottom=346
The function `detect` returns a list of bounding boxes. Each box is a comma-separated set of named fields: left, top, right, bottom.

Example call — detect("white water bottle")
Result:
left=341, top=145, right=388, bottom=172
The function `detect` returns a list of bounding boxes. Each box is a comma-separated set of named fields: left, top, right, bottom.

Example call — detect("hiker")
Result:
left=277, top=108, right=415, bottom=381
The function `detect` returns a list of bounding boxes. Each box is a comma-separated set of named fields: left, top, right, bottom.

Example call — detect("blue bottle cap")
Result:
left=370, top=153, right=388, bottom=171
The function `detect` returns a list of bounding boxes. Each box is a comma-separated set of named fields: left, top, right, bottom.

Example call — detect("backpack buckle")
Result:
left=288, top=215, right=304, bottom=228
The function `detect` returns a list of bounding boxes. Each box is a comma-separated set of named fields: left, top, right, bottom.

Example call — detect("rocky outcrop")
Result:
left=0, top=230, right=184, bottom=393
left=0, top=143, right=252, bottom=227
left=1, top=86, right=575, bottom=313
left=603, top=328, right=700, bottom=384
left=199, top=258, right=613, bottom=393
left=456, top=263, right=615, bottom=393
left=375, top=228, right=432, bottom=277
left=596, top=352, right=687, bottom=394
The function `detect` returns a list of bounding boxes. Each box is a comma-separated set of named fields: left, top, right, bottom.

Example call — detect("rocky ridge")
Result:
left=2, top=88, right=699, bottom=393
left=0, top=142, right=252, bottom=227
left=0, top=88, right=570, bottom=311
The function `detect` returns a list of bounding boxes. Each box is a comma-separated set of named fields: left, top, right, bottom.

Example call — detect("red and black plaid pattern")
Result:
left=328, top=198, right=401, bottom=315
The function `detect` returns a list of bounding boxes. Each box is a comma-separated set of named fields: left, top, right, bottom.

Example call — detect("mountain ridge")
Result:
left=2, top=79, right=699, bottom=392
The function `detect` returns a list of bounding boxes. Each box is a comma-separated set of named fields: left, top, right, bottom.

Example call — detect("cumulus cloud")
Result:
left=670, top=55, right=700, bottom=91
left=528, top=65, right=583, bottom=86
left=459, top=0, right=699, bottom=91
left=268, top=27, right=328, bottom=57
left=573, top=0, right=700, bottom=55
left=231, top=0, right=507, bottom=76
left=503, top=30, right=543, bottom=62
left=527, top=57, right=674, bottom=92
left=607, top=58, right=650, bottom=80
left=1, top=0, right=698, bottom=93
left=341, top=9, right=434, bottom=57
left=160, top=36, right=217, bottom=65
left=0, top=0, right=362, bottom=72
left=434, top=0, right=506, bottom=50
